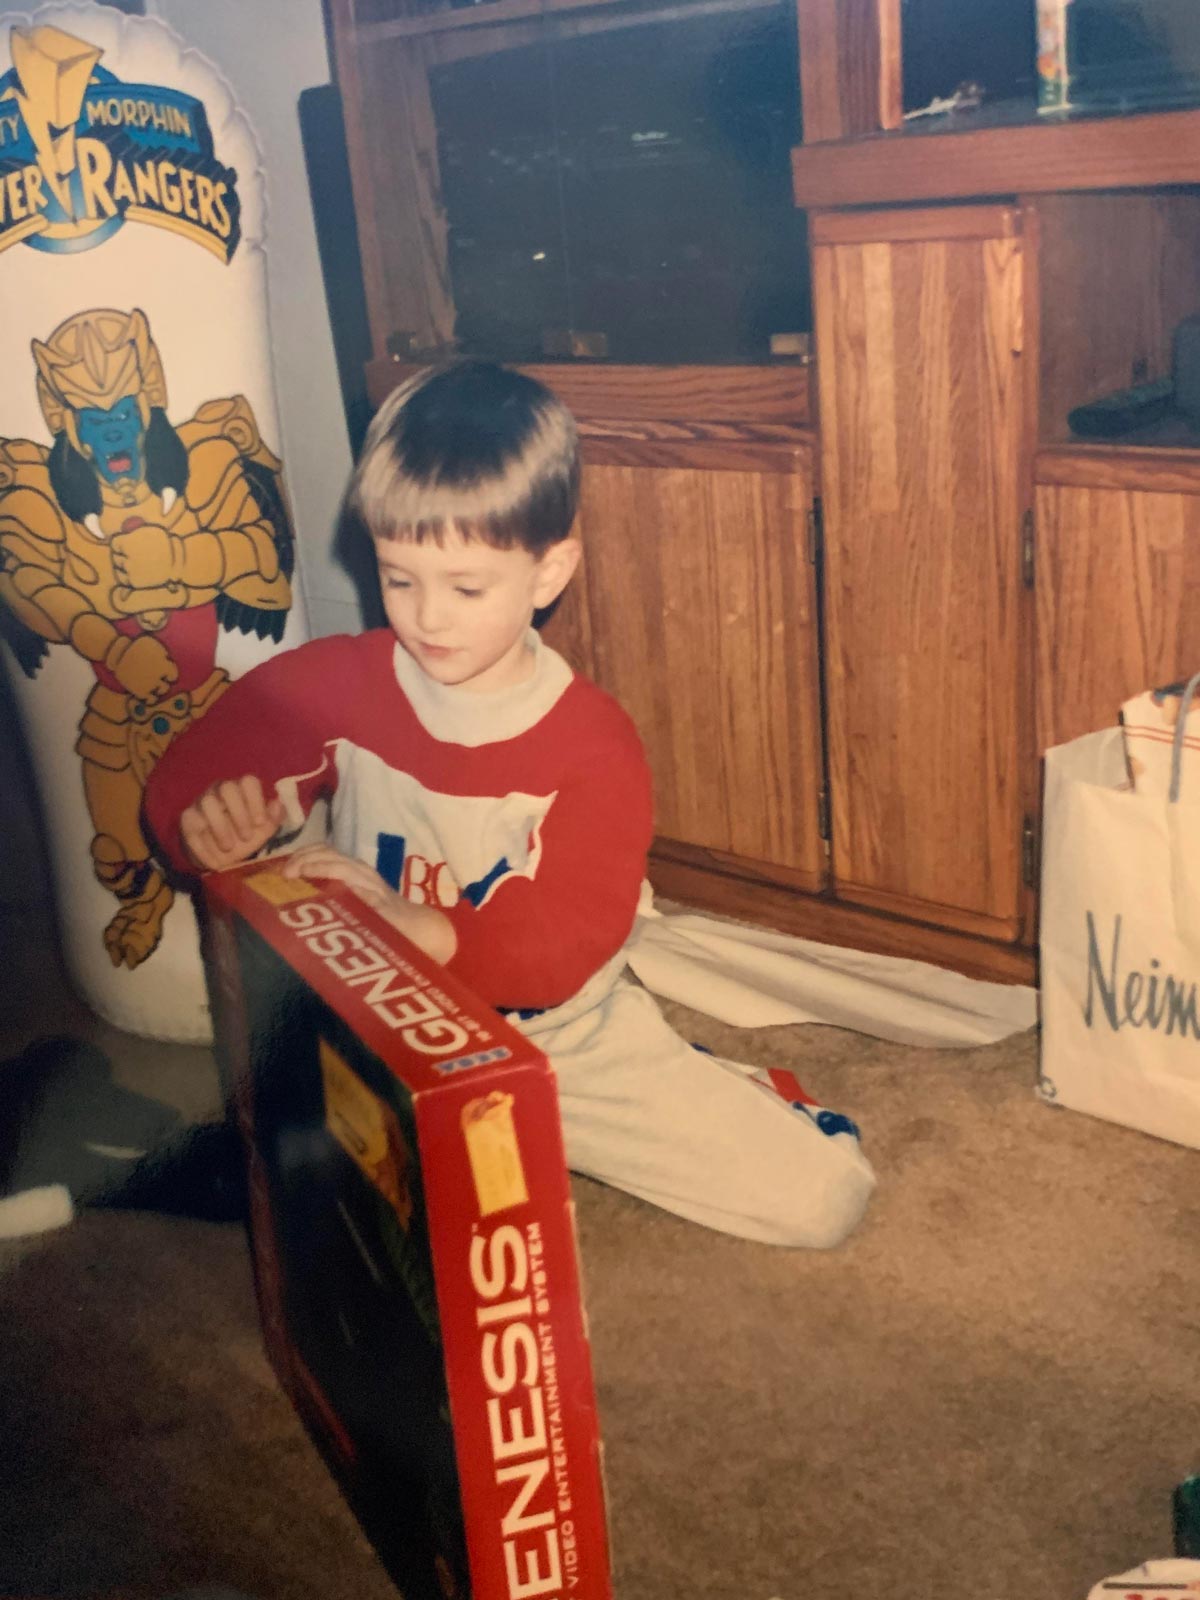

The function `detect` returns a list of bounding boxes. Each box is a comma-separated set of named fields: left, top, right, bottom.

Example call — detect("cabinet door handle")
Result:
left=807, top=498, right=824, bottom=566
left=1022, top=509, right=1035, bottom=588
left=1022, top=814, right=1038, bottom=888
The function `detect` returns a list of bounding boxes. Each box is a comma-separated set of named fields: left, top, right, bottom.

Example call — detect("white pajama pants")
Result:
left=517, top=965, right=876, bottom=1249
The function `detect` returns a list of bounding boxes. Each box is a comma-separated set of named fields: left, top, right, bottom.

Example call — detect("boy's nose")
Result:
left=416, top=589, right=449, bottom=633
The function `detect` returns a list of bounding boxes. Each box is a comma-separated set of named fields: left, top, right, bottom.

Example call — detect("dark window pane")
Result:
left=902, top=0, right=1037, bottom=111
left=430, top=28, right=571, bottom=364
left=430, top=0, right=809, bottom=365
left=1068, top=0, right=1200, bottom=111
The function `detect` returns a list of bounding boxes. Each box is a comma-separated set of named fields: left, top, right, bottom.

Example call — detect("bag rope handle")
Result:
left=1168, top=669, right=1200, bottom=803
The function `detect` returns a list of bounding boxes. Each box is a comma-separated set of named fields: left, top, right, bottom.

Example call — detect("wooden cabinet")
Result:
left=565, top=438, right=827, bottom=891
left=507, top=372, right=828, bottom=892
left=812, top=206, right=1029, bottom=941
left=1035, top=470, right=1200, bottom=752
left=334, top=2, right=1200, bottom=985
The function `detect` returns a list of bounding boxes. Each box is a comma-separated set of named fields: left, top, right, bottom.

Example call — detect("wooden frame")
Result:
left=650, top=855, right=1038, bottom=984
left=1036, top=447, right=1200, bottom=494
left=792, top=105, right=1200, bottom=209
left=361, top=0, right=779, bottom=50
left=580, top=435, right=811, bottom=472
left=367, top=357, right=813, bottom=425
left=328, top=0, right=454, bottom=356
left=810, top=204, right=1021, bottom=244
left=795, top=0, right=901, bottom=143
left=336, top=0, right=816, bottom=425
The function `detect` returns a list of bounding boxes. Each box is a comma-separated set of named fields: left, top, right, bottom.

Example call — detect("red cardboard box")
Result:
left=202, top=858, right=613, bottom=1600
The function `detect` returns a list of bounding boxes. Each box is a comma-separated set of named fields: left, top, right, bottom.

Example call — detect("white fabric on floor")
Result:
left=625, top=900, right=1038, bottom=1048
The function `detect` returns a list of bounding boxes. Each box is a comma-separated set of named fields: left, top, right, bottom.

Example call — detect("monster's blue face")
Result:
left=76, top=396, right=144, bottom=484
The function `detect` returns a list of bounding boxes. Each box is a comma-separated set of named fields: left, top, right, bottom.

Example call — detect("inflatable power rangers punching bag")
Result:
left=0, top=5, right=311, bottom=1041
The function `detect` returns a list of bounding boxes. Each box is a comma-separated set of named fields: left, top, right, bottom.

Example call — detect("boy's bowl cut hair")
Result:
left=352, top=361, right=580, bottom=555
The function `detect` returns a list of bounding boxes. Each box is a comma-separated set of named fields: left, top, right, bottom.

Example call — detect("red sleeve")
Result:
left=443, top=706, right=653, bottom=1011
left=143, top=633, right=364, bottom=875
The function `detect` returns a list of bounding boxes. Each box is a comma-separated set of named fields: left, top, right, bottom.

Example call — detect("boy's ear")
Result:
left=532, top=537, right=582, bottom=609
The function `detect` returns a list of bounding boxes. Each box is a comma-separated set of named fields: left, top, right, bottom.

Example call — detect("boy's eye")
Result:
left=454, top=586, right=484, bottom=599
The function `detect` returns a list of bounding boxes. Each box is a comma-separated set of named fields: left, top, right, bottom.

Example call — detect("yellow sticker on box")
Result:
left=462, top=1091, right=529, bottom=1216
left=319, top=1038, right=413, bottom=1228
left=245, top=868, right=319, bottom=905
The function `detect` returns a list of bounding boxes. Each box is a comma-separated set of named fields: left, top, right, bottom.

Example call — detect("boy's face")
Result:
left=375, top=524, right=580, bottom=694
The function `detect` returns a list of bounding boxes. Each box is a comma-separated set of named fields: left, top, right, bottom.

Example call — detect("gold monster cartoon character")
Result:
left=0, top=307, right=293, bottom=968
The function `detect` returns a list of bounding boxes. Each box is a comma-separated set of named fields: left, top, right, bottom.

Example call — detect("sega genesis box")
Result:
left=202, top=858, right=613, bottom=1600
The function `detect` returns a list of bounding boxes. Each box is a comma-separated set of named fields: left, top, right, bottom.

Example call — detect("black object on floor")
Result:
left=1175, top=1474, right=1200, bottom=1558
left=0, top=1035, right=246, bottom=1223
left=0, top=1035, right=181, bottom=1201
left=96, top=1118, right=248, bottom=1224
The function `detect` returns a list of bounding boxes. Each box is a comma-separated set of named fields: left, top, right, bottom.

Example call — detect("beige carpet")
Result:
left=3, top=683, right=1198, bottom=1600
left=3, top=1006, right=1198, bottom=1600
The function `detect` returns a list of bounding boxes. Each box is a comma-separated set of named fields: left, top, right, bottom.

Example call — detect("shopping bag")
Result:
left=1039, top=671, right=1200, bottom=1148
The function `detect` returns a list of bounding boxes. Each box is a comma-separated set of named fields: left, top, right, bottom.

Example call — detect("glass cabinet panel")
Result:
left=901, top=0, right=1037, bottom=113
left=901, top=0, right=1200, bottom=118
left=429, top=0, right=808, bottom=364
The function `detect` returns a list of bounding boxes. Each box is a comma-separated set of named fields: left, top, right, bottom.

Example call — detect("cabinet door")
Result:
left=563, top=437, right=828, bottom=891
left=813, top=206, right=1027, bottom=940
left=1036, top=477, right=1200, bottom=751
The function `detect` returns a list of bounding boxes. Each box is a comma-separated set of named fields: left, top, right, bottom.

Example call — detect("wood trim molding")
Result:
left=366, top=357, right=813, bottom=424
left=651, top=836, right=826, bottom=897
left=327, top=0, right=390, bottom=359
left=328, top=16, right=454, bottom=358
left=811, top=204, right=1020, bottom=245
left=792, top=106, right=1200, bottom=209
left=1016, top=198, right=1042, bottom=945
left=648, top=856, right=1038, bottom=984
left=581, top=436, right=811, bottom=473
left=796, top=0, right=901, bottom=144
left=576, top=417, right=816, bottom=447
left=362, top=0, right=777, bottom=44
left=877, top=0, right=902, bottom=131
left=833, top=879, right=1024, bottom=945
left=1035, top=445, right=1200, bottom=494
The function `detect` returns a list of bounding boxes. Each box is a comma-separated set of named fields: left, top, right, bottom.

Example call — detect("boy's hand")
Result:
left=282, top=846, right=457, bottom=964
left=180, top=775, right=286, bottom=871
left=281, top=845, right=396, bottom=910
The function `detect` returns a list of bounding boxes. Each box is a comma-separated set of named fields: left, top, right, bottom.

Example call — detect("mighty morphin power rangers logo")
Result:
left=0, top=22, right=240, bottom=260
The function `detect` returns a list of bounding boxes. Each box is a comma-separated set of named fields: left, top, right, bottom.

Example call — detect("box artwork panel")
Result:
left=233, top=914, right=469, bottom=1600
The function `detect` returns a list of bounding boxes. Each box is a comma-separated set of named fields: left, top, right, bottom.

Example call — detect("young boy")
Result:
left=144, top=361, right=874, bottom=1248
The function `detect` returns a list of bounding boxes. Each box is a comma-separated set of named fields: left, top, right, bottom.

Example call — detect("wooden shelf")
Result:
left=792, top=104, right=1200, bottom=209
left=1036, top=442, right=1200, bottom=493
left=1044, top=409, right=1200, bottom=452
left=366, top=356, right=813, bottom=423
